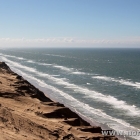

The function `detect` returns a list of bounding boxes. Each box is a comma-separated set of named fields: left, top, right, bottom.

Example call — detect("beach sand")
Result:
left=0, top=62, right=118, bottom=140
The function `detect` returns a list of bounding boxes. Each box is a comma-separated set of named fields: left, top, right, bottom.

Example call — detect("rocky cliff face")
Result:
left=0, top=62, right=118, bottom=140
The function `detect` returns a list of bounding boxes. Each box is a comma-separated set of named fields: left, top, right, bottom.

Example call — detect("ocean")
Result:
left=0, top=48, right=140, bottom=140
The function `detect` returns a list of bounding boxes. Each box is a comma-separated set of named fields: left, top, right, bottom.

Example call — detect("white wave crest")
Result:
left=92, top=76, right=140, bottom=89
left=72, top=71, right=86, bottom=75
left=1, top=57, right=36, bottom=73
left=44, top=53, right=66, bottom=58
left=0, top=53, right=25, bottom=60
left=0, top=53, right=93, bottom=76
left=53, top=65, right=74, bottom=72
left=2, top=56, right=140, bottom=117
left=27, top=60, right=35, bottom=63
left=37, top=62, right=52, bottom=66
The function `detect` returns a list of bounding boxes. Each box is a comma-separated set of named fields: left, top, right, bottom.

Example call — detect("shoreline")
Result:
left=0, top=62, right=118, bottom=140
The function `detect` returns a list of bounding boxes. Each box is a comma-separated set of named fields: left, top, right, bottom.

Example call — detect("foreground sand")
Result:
left=0, top=62, right=118, bottom=140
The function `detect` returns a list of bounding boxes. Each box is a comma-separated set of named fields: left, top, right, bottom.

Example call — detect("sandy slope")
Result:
left=0, top=62, right=118, bottom=140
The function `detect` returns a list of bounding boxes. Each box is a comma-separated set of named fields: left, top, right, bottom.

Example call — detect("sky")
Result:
left=0, top=0, right=140, bottom=48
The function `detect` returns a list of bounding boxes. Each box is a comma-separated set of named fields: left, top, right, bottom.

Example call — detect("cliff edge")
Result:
left=0, top=62, right=118, bottom=140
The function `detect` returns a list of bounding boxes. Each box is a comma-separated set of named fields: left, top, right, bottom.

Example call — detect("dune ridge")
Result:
left=0, top=62, right=118, bottom=140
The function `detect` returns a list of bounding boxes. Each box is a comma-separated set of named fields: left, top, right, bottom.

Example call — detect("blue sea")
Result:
left=0, top=48, right=140, bottom=140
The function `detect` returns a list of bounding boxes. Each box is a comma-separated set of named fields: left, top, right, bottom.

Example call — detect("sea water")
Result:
left=0, top=48, right=140, bottom=140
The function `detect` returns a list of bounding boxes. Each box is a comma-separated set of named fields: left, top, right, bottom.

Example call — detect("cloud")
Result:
left=0, top=37, right=140, bottom=48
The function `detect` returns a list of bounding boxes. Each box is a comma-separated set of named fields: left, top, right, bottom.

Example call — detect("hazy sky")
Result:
left=0, top=0, right=140, bottom=48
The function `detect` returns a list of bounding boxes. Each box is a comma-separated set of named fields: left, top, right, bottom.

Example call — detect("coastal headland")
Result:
left=0, top=62, right=118, bottom=140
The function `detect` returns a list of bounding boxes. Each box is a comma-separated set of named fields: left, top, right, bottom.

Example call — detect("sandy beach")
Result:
left=0, top=62, right=118, bottom=140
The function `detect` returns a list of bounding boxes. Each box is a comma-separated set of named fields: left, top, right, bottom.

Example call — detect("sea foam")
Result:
left=92, top=76, right=140, bottom=89
left=2, top=56, right=140, bottom=117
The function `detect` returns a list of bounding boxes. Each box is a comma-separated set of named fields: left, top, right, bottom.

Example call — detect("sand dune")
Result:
left=0, top=62, right=118, bottom=140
